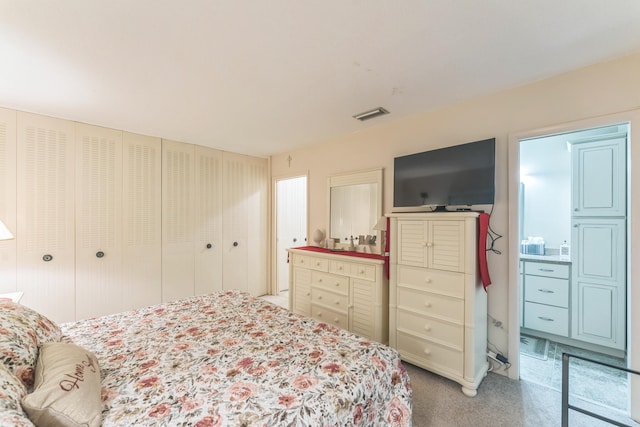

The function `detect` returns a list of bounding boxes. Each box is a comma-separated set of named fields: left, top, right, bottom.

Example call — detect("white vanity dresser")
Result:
left=287, top=247, right=389, bottom=344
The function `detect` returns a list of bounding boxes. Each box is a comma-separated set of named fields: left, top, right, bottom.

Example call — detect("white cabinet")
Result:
left=389, top=212, right=487, bottom=397
left=569, top=133, right=627, bottom=351
left=571, top=134, right=626, bottom=217
left=571, top=218, right=626, bottom=350
left=16, top=112, right=76, bottom=323
left=288, top=248, right=389, bottom=344
left=522, top=260, right=570, bottom=337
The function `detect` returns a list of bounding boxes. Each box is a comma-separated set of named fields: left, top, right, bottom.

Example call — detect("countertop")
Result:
left=520, top=253, right=571, bottom=263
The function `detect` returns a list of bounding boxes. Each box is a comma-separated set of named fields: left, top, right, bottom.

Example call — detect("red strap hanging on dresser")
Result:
left=478, top=213, right=492, bottom=290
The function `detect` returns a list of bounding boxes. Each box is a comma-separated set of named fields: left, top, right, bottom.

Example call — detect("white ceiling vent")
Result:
left=353, top=107, right=389, bottom=121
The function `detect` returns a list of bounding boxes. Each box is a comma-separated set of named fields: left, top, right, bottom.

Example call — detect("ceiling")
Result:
left=1, top=1, right=640, bottom=158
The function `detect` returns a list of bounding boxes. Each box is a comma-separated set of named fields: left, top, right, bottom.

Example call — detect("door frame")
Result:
left=507, top=109, right=640, bottom=419
left=270, top=172, right=309, bottom=296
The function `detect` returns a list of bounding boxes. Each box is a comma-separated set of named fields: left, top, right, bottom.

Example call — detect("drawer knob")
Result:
left=335, top=300, right=340, bottom=305
left=538, top=288, right=554, bottom=293
left=424, top=301, right=432, bottom=308
left=338, top=266, right=343, bottom=270
left=316, top=262, right=321, bottom=266
left=318, top=279, right=323, bottom=283
left=300, top=259, right=304, bottom=263
left=335, top=282, right=340, bottom=287
left=360, top=269, right=365, bottom=274
left=333, top=318, right=339, bottom=323
left=424, top=325, right=432, bottom=332
left=423, top=349, right=431, bottom=356
left=425, top=278, right=432, bottom=284
left=538, top=316, right=554, bottom=322
left=426, top=242, right=434, bottom=247
left=306, top=292, right=310, bottom=296
left=317, top=312, right=322, bottom=317
left=317, top=295, right=323, bottom=300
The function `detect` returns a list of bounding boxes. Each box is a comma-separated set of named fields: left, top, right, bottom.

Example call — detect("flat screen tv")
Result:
left=393, top=138, right=495, bottom=211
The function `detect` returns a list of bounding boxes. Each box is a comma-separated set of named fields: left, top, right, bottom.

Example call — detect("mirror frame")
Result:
left=326, top=167, right=383, bottom=252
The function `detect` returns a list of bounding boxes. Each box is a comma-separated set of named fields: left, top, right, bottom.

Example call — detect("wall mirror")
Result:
left=327, top=168, right=383, bottom=253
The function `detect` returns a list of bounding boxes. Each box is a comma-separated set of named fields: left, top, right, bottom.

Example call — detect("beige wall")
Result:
left=271, top=52, right=640, bottom=373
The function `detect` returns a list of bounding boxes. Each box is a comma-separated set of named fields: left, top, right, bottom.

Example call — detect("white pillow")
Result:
left=21, top=342, right=102, bottom=427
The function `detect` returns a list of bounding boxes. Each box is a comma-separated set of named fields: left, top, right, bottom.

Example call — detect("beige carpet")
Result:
left=405, top=362, right=639, bottom=427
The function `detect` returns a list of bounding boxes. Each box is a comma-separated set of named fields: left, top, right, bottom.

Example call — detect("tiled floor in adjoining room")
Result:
left=520, top=334, right=631, bottom=417
left=260, top=290, right=289, bottom=309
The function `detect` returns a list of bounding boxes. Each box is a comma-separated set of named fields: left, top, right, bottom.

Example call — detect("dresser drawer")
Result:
left=525, top=262, right=569, bottom=279
left=329, top=260, right=376, bottom=282
left=396, top=332, right=463, bottom=375
left=397, top=265, right=464, bottom=298
left=311, top=288, right=348, bottom=312
left=350, top=262, right=376, bottom=281
left=312, top=305, right=348, bottom=330
left=525, top=275, right=569, bottom=308
left=311, top=271, right=349, bottom=295
left=397, top=310, right=463, bottom=349
left=524, top=302, right=569, bottom=336
left=293, top=254, right=329, bottom=272
left=397, top=287, right=463, bottom=324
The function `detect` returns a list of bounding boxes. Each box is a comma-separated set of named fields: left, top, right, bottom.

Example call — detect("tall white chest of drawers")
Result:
left=388, top=212, right=488, bottom=396
left=287, top=247, right=389, bottom=344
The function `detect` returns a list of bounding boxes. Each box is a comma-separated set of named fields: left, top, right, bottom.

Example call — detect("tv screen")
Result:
left=393, top=138, right=495, bottom=210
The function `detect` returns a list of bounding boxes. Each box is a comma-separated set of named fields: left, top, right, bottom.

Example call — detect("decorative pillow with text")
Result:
left=21, top=342, right=102, bottom=427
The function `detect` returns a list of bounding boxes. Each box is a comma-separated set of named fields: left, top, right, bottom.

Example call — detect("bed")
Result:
left=1, top=290, right=412, bottom=426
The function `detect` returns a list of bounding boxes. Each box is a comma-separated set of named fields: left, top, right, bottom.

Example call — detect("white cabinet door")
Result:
left=0, top=108, right=16, bottom=292
left=16, top=112, right=76, bottom=323
left=222, top=152, right=268, bottom=296
left=396, top=219, right=464, bottom=272
left=75, top=123, right=123, bottom=320
left=194, top=146, right=223, bottom=295
left=161, top=139, right=195, bottom=302
left=122, top=132, right=162, bottom=310
left=571, top=218, right=626, bottom=349
left=571, top=135, right=626, bottom=217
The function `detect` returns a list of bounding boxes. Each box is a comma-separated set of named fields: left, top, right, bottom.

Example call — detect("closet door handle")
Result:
left=233, top=241, right=239, bottom=247
left=43, top=254, right=53, bottom=262
left=96, top=251, right=105, bottom=258
left=206, top=243, right=212, bottom=249
left=293, top=238, right=297, bottom=242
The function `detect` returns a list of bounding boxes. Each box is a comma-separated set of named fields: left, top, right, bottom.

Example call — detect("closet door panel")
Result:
left=162, top=139, right=195, bottom=302
left=194, top=146, right=223, bottom=295
left=75, top=123, right=123, bottom=320
left=0, top=108, right=16, bottom=292
left=16, top=112, right=76, bottom=323
left=122, top=132, right=162, bottom=310
left=222, top=152, right=248, bottom=291
left=245, top=157, right=268, bottom=296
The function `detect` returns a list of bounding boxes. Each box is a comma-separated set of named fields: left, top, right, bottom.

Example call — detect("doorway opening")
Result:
left=273, top=175, right=307, bottom=303
left=517, top=123, right=630, bottom=416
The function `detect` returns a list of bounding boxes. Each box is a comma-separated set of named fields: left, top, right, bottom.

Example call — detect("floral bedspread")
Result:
left=61, top=290, right=412, bottom=426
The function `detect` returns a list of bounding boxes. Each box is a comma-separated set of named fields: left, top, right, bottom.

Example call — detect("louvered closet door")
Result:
left=122, top=132, right=162, bottom=310
left=194, top=146, right=223, bottom=295
left=222, top=152, right=268, bottom=295
left=0, top=108, right=16, bottom=292
left=75, top=123, right=123, bottom=320
left=162, top=139, right=195, bottom=302
left=16, top=112, right=76, bottom=323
